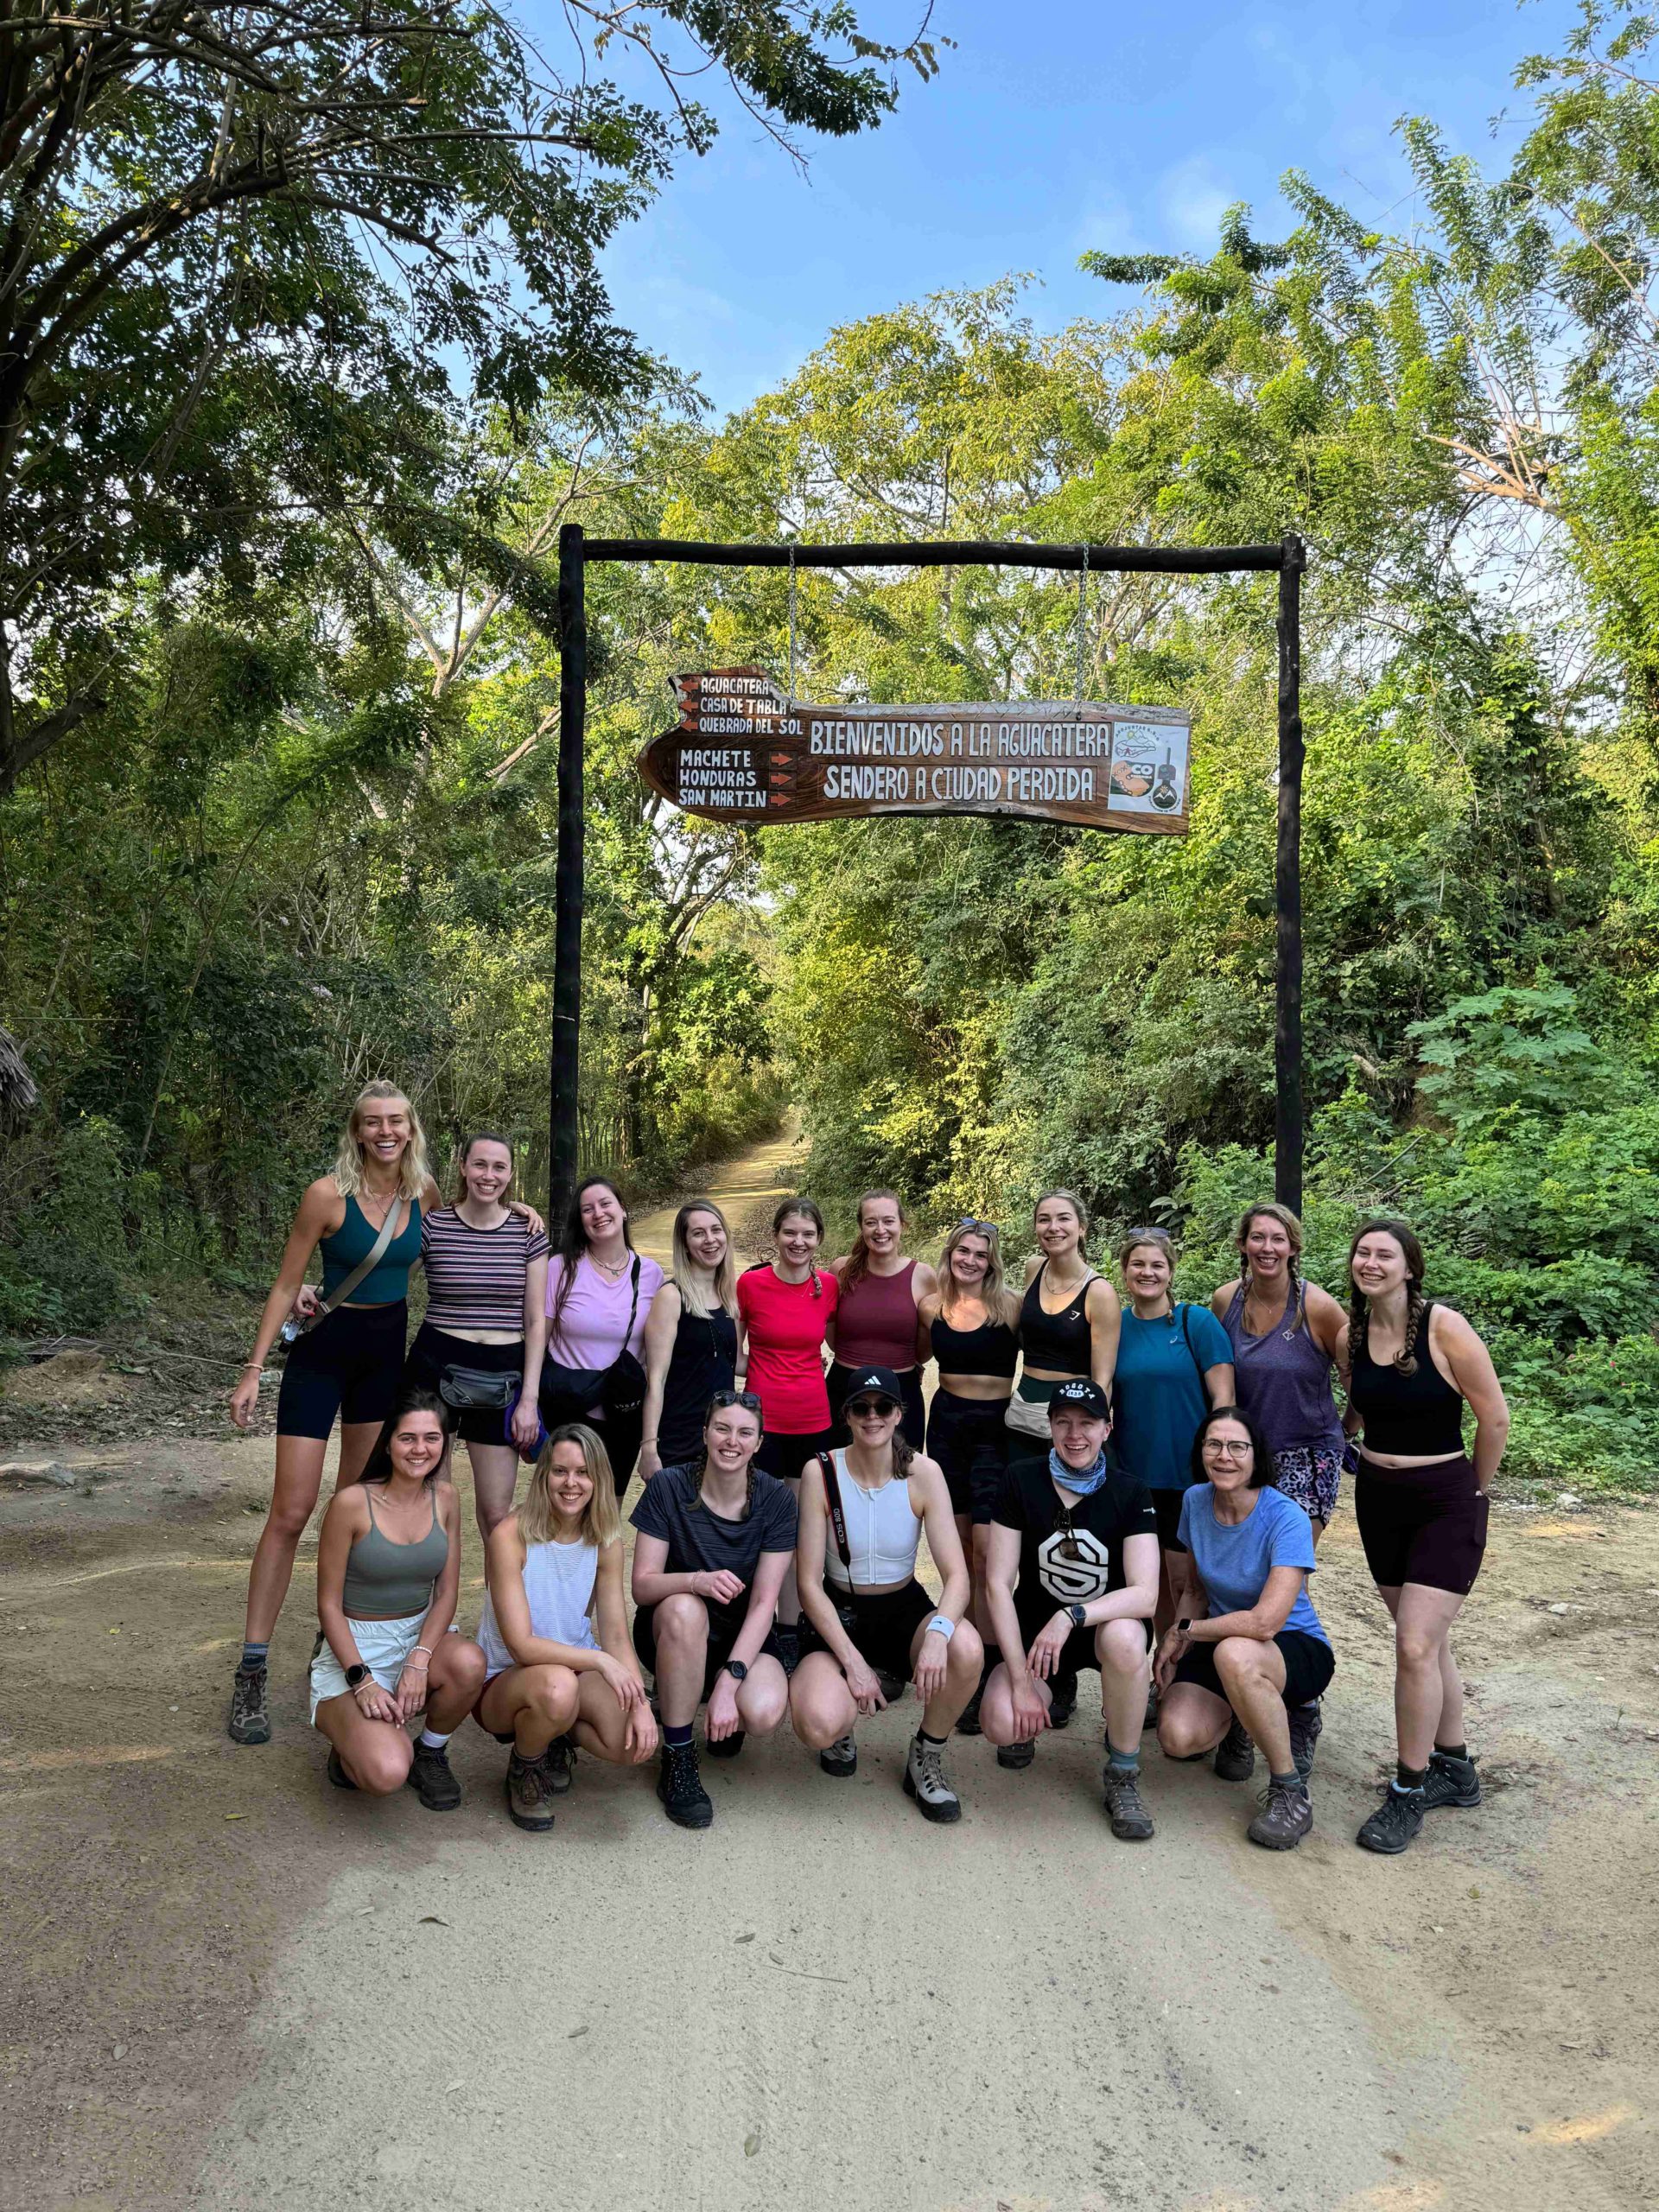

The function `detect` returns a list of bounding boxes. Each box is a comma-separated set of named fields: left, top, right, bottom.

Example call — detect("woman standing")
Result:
left=1341, top=1220, right=1510, bottom=1857
left=539, top=1177, right=664, bottom=1500
left=404, top=1133, right=549, bottom=1544
left=227, top=1082, right=435, bottom=1746
left=474, top=1424, right=658, bottom=1832
left=791, top=1366, right=983, bottom=1821
left=1113, top=1229, right=1235, bottom=1667
left=630, top=1393, right=797, bottom=1829
left=1154, top=1407, right=1334, bottom=1852
left=735, top=1196, right=838, bottom=1661
left=308, top=1389, right=487, bottom=1810
left=919, top=1220, right=1020, bottom=1567
left=638, top=1203, right=739, bottom=1482
left=826, top=1191, right=937, bottom=1447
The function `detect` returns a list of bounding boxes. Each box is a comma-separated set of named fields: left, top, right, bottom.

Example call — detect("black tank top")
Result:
left=1349, top=1304, right=1465, bottom=1456
left=1020, top=1262, right=1096, bottom=1374
left=658, top=1301, right=738, bottom=1462
left=931, top=1309, right=1019, bottom=1380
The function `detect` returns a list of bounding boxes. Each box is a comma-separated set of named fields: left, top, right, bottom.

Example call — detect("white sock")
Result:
left=418, top=1727, right=450, bottom=1750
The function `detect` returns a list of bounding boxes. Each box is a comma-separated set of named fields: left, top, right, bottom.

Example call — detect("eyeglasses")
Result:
left=1202, top=1438, right=1252, bottom=1459
left=847, top=1397, right=899, bottom=1420
left=708, top=1390, right=763, bottom=1416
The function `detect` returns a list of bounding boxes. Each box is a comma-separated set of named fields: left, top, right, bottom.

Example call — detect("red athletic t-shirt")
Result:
left=736, top=1263, right=839, bottom=1435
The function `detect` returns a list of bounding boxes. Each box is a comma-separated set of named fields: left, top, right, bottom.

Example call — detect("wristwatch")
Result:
left=1066, top=1604, right=1088, bottom=1628
left=1175, top=1618, right=1192, bottom=1636
left=345, top=1663, right=371, bottom=1689
left=722, top=1659, right=748, bottom=1683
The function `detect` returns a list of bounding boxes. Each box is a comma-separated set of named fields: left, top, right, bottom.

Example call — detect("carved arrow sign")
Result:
left=636, top=669, right=1192, bottom=835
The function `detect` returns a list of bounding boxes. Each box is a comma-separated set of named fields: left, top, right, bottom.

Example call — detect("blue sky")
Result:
left=582, top=0, right=1582, bottom=416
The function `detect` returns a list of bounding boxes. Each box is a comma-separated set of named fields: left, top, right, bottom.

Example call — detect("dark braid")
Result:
left=690, top=1443, right=759, bottom=1518
left=1396, top=1283, right=1426, bottom=1376
left=1347, top=1217, right=1431, bottom=1376
left=1346, top=1281, right=1370, bottom=1369
left=891, top=1430, right=916, bottom=1480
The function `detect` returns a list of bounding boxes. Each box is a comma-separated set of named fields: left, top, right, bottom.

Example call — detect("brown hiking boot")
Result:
left=1248, top=1777, right=1313, bottom=1850
left=505, top=1748, right=556, bottom=1832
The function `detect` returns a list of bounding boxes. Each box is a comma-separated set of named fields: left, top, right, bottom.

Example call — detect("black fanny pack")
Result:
left=439, top=1363, right=521, bottom=1413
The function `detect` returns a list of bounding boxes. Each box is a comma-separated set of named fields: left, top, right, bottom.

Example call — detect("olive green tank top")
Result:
left=340, top=1486, right=448, bottom=1618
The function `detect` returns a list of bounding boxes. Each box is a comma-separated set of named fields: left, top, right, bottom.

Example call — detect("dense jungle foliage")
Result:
left=3, top=3, right=1656, bottom=1488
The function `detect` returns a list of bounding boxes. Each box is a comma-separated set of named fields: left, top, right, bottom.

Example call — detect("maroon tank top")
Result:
left=835, top=1259, right=918, bottom=1368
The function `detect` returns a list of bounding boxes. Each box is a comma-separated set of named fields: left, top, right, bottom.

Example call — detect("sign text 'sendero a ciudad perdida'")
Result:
left=636, top=669, right=1193, bottom=834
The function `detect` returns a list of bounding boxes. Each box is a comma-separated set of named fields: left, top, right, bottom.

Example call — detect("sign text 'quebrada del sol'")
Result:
left=636, top=669, right=1193, bottom=835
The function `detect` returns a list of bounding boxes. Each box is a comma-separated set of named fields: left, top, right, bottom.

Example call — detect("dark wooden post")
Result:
left=1274, top=535, right=1306, bottom=1214
left=550, top=522, right=586, bottom=1227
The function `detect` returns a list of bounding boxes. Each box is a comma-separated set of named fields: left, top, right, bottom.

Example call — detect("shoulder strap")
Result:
left=817, top=1450, right=852, bottom=1571
left=1178, top=1301, right=1206, bottom=1383
left=316, top=1195, right=407, bottom=1323
left=621, top=1252, right=642, bottom=1342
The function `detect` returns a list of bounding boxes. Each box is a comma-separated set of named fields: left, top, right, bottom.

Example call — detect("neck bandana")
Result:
left=1050, top=1446, right=1109, bottom=1497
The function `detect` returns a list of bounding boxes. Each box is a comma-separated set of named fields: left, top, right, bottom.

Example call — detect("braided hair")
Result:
left=1346, top=1217, right=1429, bottom=1376
left=1236, top=1201, right=1307, bottom=1336
left=690, top=1392, right=764, bottom=1517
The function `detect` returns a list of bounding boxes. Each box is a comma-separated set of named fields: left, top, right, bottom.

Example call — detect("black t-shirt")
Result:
left=630, top=1462, right=798, bottom=1592
left=993, top=1452, right=1158, bottom=1630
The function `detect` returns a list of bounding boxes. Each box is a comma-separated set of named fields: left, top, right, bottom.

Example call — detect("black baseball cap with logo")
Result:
left=1048, top=1377, right=1109, bottom=1420
left=844, top=1366, right=905, bottom=1407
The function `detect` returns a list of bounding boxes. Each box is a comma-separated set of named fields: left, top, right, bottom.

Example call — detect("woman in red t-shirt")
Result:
left=736, top=1196, right=839, bottom=1657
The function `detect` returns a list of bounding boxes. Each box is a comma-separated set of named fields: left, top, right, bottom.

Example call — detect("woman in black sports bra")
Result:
left=1339, top=1218, right=1510, bottom=1859
left=1009, top=1188, right=1122, bottom=1444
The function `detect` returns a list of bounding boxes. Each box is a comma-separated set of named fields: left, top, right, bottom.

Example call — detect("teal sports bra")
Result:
left=320, top=1193, right=423, bottom=1305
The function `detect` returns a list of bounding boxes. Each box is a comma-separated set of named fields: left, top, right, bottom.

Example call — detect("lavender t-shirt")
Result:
left=545, top=1252, right=663, bottom=1370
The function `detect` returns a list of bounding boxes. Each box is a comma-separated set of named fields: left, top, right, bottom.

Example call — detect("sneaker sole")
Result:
left=1108, top=1820, right=1155, bottom=1842
left=229, top=1723, right=272, bottom=1745
left=1248, top=1822, right=1309, bottom=1851
left=902, top=1770, right=962, bottom=1824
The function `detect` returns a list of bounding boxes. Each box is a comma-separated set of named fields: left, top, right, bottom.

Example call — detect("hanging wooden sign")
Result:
left=636, top=668, right=1192, bottom=835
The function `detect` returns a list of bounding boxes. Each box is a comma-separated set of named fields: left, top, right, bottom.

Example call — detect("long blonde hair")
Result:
left=518, top=1424, right=620, bottom=1548
left=838, top=1187, right=909, bottom=1295
left=938, top=1220, right=1019, bottom=1329
left=672, top=1200, right=738, bottom=1319
left=333, top=1080, right=430, bottom=1204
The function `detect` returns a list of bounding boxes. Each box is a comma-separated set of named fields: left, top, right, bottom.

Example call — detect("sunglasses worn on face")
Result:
left=848, top=1397, right=899, bottom=1420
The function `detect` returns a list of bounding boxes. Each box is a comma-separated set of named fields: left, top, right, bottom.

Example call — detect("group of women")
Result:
left=227, top=1080, right=1511, bottom=1859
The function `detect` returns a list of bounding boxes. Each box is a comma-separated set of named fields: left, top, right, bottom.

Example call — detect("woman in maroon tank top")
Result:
left=826, top=1191, right=938, bottom=1449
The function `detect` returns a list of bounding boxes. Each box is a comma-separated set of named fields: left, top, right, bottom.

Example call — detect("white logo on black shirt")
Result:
left=1037, top=1523, right=1114, bottom=1603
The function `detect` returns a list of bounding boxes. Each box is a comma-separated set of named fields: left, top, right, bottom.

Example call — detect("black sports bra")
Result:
left=1020, top=1262, right=1096, bottom=1373
left=931, top=1310, right=1020, bottom=1380
left=1349, top=1304, right=1465, bottom=1457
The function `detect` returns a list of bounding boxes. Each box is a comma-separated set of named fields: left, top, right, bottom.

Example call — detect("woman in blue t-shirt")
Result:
left=1154, top=1406, right=1334, bottom=1853
left=1111, top=1229, right=1234, bottom=1666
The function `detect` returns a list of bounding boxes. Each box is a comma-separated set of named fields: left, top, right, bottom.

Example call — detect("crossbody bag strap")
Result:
left=817, top=1450, right=852, bottom=1573
left=621, top=1252, right=641, bottom=1346
left=313, top=1194, right=408, bottom=1325
left=1178, top=1300, right=1207, bottom=1386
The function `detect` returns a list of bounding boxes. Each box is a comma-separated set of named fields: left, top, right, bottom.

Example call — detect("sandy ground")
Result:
left=2, top=1128, right=1656, bottom=2210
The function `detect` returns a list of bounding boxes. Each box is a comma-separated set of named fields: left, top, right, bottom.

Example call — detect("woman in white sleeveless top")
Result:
left=474, top=1423, right=657, bottom=1831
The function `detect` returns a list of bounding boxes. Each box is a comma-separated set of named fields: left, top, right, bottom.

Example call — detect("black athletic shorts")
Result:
left=1355, top=1453, right=1488, bottom=1596
left=1173, top=1628, right=1334, bottom=1709
left=632, top=1597, right=783, bottom=1703
left=1012, top=1608, right=1154, bottom=1675
left=276, top=1300, right=409, bottom=1440
left=754, top=1427, right=836, bottom=1484
left=402, top=1323, right=524, bottom=1446
left=925, top=1390, right=1011, bottom=1522
left=796, top=1577, right=937, bottom=1678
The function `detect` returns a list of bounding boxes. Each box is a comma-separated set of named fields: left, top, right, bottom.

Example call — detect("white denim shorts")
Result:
left=308, top=1610, right=427, bottom=1724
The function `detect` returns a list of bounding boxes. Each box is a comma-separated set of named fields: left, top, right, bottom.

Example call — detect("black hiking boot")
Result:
left=406, top=1738, right=462, bottom=1812
left=1047, top=1669, right=1078, bottom=1729
left=1214, top=1717, right=1255, bottom=1783
left=227, top=1667, right=270, bottom=1745
left=1287, top=1700, right=1324, bottom=1782
left=658, top=1740, right=714, bottom=1829
left=1356, top=1784, right=1426, bottom=1855
left=1422, top=1751, right=1481, bottom=1810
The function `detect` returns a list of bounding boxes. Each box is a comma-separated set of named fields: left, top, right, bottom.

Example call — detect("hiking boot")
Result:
left=1143, top=1685, right=1160, bottom=1732
left=1356, top=1784, right=1426, bottom=1855
left=543, top=1732, right=575, bottom=1793
left=875, top=1670, right=909, bottom=1704
left=1422, top=1751, right=1482, bottom=1811
left=1287, top=1700, right=1324, bottom=1782
left=1101, top=1763, right=1154, bottom=1841
left=1214, top=1717, right=1255, bottom=1783
left=406, top=1738, right=462, bottom=1812
left=1048, top=1669, right=1078, bottom=1729
left=227, top=1667, right=270, bottom=1745
left=956, top=1683, right=984, bottom=1736
left=658, top=1740, right=714, bottom=1829
left=326, top=1747, right=358, bottom=1790
left=706, top=1729, right=746, bottom=1761
left=996, top=1738, right=1035, bottom=1770
left=819, top=1732, right=857, bottom=1777
left=1248, top=1777, right=1313, bottom=1850
left=504, top=1749, right=555, bottom=1833
left=903, top=1735, right=962, bottom=1824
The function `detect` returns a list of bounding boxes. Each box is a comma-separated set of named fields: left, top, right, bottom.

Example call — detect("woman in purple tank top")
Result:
left=826, top=1191, right=938, bottom=1449
left=1210, top=1203, right=1347, bottom=1541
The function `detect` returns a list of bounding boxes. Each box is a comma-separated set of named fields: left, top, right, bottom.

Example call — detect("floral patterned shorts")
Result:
left=1272, top=1445, right=1343, bottom=1527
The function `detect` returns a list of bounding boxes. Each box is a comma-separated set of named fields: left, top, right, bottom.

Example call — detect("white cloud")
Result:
left=1157, top=154, right=1236, bottom=248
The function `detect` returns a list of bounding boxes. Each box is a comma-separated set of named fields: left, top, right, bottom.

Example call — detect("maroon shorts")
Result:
left=1355, top=1453, right=1487, bottom=1596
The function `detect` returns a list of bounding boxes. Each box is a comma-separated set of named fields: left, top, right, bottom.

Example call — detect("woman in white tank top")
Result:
left=473, top=1423, right=658, bottom=1831
left=790, top=1363, right=983, bottom=1823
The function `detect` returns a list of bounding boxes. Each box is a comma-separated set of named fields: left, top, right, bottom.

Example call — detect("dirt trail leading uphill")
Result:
left=630, top=1119, right=808, bottom=1268
left=0, top=1122, right=1656, bottom=2210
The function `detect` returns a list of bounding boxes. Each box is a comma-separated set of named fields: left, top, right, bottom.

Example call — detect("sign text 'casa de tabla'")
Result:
left=636, top=669, right=1192, bottom=835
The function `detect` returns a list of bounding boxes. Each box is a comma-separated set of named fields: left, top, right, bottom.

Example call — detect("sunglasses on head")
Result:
left=956, top=1217, right=997, bottom=1236
left=708, top=1389, right=763, bottom=1416
left=847, top=1395, right=899, bottom=1420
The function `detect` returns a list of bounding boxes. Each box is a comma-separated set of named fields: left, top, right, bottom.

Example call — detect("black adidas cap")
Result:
left=1049, top=1377, right=1109, bottom=1420
left=844, top=1366, right=905, bottom=1406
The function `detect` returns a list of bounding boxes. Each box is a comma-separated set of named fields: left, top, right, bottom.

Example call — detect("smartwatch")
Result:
left=1175, top=1618, right=1192, bottom=1636
left=722, top=1659, right=748, bottom=1684
left=1066, top=1604, right=1088, bottom=1628
left=345, top=1663, right=371, bottom=1690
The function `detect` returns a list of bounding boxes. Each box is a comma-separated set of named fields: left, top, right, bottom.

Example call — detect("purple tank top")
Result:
left=1222, top=1281, right=1344, bottom=1457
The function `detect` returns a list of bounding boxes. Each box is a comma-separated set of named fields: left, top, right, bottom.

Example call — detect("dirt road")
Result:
left=2, top=1131, right=1656, bottom=2209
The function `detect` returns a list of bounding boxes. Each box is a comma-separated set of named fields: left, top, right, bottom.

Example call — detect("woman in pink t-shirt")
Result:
left=538, top=1177, right=664, bottom=1497
left=735, top=1195, right=839, bottom=1656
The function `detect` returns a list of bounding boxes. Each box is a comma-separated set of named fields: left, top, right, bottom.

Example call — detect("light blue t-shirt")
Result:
left=1113, top=1303, right=1233, bottom=1491
left=1175, top=1483, right=1327, bottom=1645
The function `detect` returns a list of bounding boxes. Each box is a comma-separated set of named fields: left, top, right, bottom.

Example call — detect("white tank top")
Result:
left=823, top=1450, right=922, bottom=1590
left=479, top=1535, right=600, bottom=1674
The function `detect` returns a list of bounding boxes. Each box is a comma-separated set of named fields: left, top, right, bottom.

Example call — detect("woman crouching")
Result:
left=309, top=1389, right=486, bottom=1808
left=474, top=1425, right=658, bottom=1833
left=1154, top=1407, right=1334, bottom=1851
left=791, top=1365, right=983, bottom=1823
